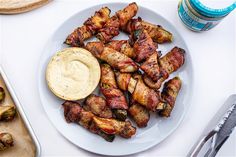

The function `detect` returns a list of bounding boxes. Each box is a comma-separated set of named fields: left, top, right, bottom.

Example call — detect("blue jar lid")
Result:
left=190, top=0, right=236, bottom=17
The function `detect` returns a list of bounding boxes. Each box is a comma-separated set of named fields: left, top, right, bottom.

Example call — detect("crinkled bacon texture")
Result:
left=62, top=101, right=136, bottom=141
left=159, top=77, right=182, bottom=117
left=65, top=7, right=111, bottom=47
left=140, top=52, right=162, bottom=82
left=115, top=72, right=132, bottom=91
left=130, top=75, right=164, bottom=111
left=124, top=17, right=173, bottom=44
left=96, top=2, right=139, bottom=43
left=132, top=27, right=158, bottom=62
left=144, top=46, right=185, bottom=89
left=100, top=64, right=128, bottom=110
left=116, top=2, right=138, bottom=29
left=96, top=16, right=120, bottom=43
left=86, top=41, right=138, bottom=72
left=93, top=117, right=136, bottom=138
left=106, top=40, right=136, bottom=59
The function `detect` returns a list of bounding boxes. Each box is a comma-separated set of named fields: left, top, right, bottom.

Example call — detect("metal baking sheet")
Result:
left=0, top=66, right=41, bottom=157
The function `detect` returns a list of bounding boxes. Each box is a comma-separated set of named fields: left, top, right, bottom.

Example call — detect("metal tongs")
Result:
left=188, top=94, right=236, bottom=157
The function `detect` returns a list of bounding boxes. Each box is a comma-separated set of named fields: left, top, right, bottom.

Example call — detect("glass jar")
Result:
left=178, top=0, right=236, bottom=31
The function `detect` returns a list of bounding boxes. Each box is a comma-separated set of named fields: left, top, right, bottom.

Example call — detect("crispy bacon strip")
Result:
left=62, top=101, right=136, bottom=140
left=144, top=47, right=185, bottom=89
left=114, top=73, right=166, bottom=112
left=86, top=42, right=138, bottom=72
left=141, top=21, right=173, bottom=43
left=115, top=72, right=132, bottom=91
left=62, top=101, right=114, bottom=142
left=159, top=77, right=182, bottom=117
left=100, top=64, right=128, bottom=110
left=140, top=52, right=161, bottom=82
left=116, top=2, right=138, bottom=29
left=96, top=16, right=120, bottom=43
left=132, top=29, right=157, bottom=62
left=84, top=94, right=112, bottom=118
left=124, top=18, right=173, bottom=44
left=131, top=75, right=165, bottom=111
left=125, top=18, right=158, bottom=62
left=129, top=99, right=150, bottom=128
left=106, top=40, right=136, bottom=59
left=65, top=7, right=110, bottom=47
left=93, top=117, right=136, bottom=138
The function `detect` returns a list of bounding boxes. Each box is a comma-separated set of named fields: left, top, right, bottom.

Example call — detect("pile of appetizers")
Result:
left=48, top=2, right=185, bottom=142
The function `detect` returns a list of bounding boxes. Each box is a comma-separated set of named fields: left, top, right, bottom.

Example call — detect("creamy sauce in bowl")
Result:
left=46, top=48, right=100, bottom=100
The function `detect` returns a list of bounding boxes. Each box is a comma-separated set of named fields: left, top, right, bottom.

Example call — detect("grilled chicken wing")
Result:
left=124, top=18, right=173, bottom=44
left=116, top=2, right=138, bottom=29
left=100, top=64, right=128, bottom=120
left=144, top=47, right=185, bottom=89
left=159, top=77, right=182, bottom=117
left=140, top=52, right=161, bottom=82
left=106, top=40, right=136, bottom=59
left=65, top=7, right=111, bottom=47
left=128, top=100, right=150, bottom=128
left=84, top=94, right=112, bottom=118
left=86, top=42, right=138, bottom=72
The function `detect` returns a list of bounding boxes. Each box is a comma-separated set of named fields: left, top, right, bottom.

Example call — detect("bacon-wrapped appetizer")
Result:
left=140, top=52, right=161, bottom=82
left=159, top=77, right=182, bottom=117
left=130, top=75, right=166, bottom=111
left=116, top=2, right=138, bottom=30
left=100, top=64, right=128, bottom=121
left=84, top=94, right=112, bottom=118
left=128, top=100, right=150, bottom=128
left=106, top=40, right=136, bottom=59
left=141, top=21, right=173, bottom=43
left=115, top=71, right=132, bottom=91
left=96, top=3, right=138, bottom=43
left=133, top=29, right=157, bottom=62
left=92, top=117, right=136, bottom=138
left=115, top=73, right=166, bottom=112
left=144, top=47, right=185, bottom=89
left=62, top=101, right=115, bottom=142
left=86, top=42, right=138, bottom=72
left=124, top=18, right=173, bottom=44
left=65, top=7, right=111, bottom=47
left=96, top=16, right=120, bottom=43
left=126, top=18, right=157, bottom=62
left=62, top=101, right=136, bottom=140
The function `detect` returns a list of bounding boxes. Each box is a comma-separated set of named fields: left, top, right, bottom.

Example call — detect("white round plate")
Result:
left=38, top=2, right=193, bottom=156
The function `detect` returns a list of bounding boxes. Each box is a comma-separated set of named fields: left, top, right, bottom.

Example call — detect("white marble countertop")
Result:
left=0, top=0, right=235, bottom=156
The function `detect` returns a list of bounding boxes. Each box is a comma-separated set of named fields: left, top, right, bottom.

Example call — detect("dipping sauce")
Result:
left=178, top=0, right=236, bottom=31
left=46, top=48, right=101, bottom=100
